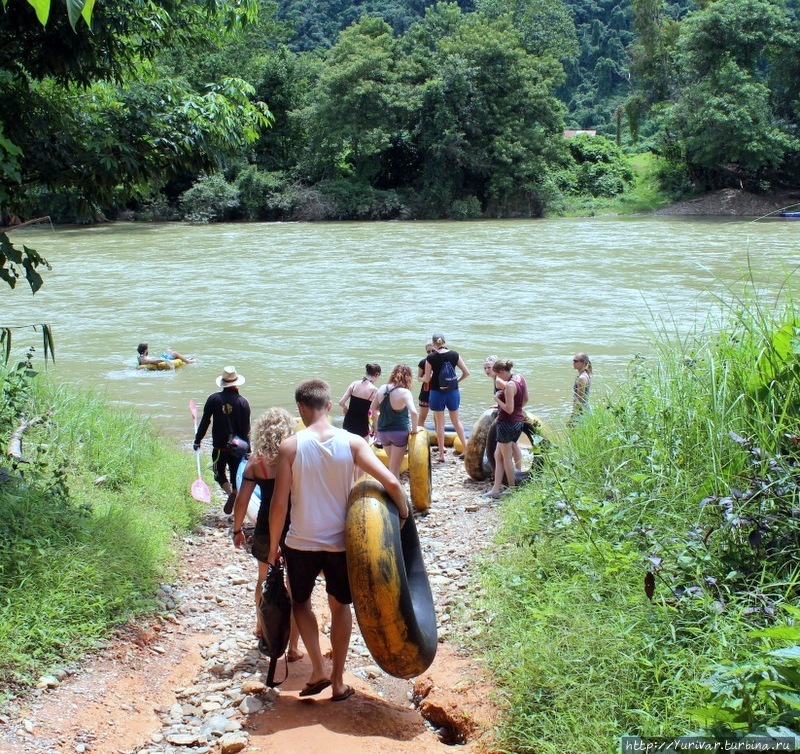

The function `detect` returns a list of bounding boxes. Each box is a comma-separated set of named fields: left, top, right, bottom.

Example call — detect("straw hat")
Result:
left=216, top=365, right=245, bottom=387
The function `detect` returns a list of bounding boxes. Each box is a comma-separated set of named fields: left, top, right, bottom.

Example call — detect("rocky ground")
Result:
left=650, top=188, right=800, bottom=216
left=0, top=450, right=504, bottom=754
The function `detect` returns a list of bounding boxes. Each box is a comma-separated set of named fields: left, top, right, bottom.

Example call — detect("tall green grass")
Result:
left=0, top=374, right=200, bottom=697
left=477, top=293, right=800, bottom=752
left=557, top=152, right=674, bottom=216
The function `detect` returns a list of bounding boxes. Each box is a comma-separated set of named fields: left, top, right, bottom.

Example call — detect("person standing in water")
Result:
left=338, top=363, right=381, bottom=439
left=570, top=352, right=592, bottom=425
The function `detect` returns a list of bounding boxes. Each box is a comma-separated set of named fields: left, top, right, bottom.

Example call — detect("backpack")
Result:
left=258, top=561, right=291, bottom=687
left=438, top=359, right=459, bottom=391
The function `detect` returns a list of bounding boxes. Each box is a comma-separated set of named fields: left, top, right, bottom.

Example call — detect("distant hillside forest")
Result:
left=1, top=0, right=799, bottom=223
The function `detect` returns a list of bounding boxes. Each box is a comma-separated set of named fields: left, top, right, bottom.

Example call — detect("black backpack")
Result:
left=258, top=562, right=291, bottom=686
left=438, top=359, right=459, bottom=391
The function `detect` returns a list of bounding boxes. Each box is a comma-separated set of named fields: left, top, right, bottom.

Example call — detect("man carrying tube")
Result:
left=267, top=378, right=409, bottom=702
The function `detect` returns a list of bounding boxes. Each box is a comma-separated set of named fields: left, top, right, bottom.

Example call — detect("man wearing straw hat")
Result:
left=193, top=366, right=251, bottom=514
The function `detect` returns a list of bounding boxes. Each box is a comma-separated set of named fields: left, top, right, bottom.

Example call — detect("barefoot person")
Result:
left=483, top=355, right=523, bottom=471
left=483, top=359, right=528, bottom=499
left=423, top=333, right=470, bottom=462
left=231, top=408, right=301, bottom=662
left=267, top=379, right=409, bottom=702
left=371, top=364, right=420, bottom=479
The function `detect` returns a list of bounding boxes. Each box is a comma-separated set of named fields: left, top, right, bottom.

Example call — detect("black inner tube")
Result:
left=484, top=420, right=542, bottom=483
left=399, top=511, right=438, bottom=666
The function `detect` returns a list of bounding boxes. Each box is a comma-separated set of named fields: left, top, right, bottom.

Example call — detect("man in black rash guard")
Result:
left=193, top=366, right=251, bottom=514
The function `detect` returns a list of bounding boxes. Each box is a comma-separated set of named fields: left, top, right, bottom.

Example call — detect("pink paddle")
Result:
left=189, top=400, right=211, bottom=503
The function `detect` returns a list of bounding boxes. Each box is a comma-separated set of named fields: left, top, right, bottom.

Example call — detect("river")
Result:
left=5, top=216, right=798, bottom=440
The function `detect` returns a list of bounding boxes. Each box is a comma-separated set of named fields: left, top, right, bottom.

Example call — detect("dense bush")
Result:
left=235, top=166, right=292, bottom=220
left=478, top=292, right=800, bottom=752
left=315, top=179, right=409, bottom=220
left=557, top=134, right=635, bottom=197
left=179, top=173, right=240, bottom=223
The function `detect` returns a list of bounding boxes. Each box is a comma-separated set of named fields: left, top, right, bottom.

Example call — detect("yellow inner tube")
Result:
left=408, top=430, right=432, bottom=512
left=346, top=478, right=437, bottom=679
left=465, top=409, right=548, bottom=481
left=372, top=444, right=409, bottom=474
left=136, top=358, right=185, bottom=371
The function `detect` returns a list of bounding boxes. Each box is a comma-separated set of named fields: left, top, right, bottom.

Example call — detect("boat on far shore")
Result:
left=779, top=211, right=800, bottom=218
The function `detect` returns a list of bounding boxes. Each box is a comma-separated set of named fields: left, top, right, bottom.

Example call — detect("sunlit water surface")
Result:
left=7, top=217, right=798, bottom=440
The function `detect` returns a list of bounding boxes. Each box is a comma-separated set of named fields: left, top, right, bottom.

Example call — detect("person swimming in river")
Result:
left=338, top=363, right=381, bottom=439
left=137, top=343, right=196, bottom=366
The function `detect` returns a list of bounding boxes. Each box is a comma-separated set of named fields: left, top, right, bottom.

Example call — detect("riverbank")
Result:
left=0, top=452, right=503, bottom=754
left=650, top=187, right=800, bottom=216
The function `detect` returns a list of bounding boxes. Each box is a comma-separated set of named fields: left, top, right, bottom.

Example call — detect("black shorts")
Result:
left=212, top=448, right=239, bottom=489
left=496, top=420, right=524, bottom=444
left=283, top=547, right=352, bottom=605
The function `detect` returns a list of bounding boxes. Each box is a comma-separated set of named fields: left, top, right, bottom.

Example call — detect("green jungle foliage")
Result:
left=2, top=0, right=800, bottom=230
left=276, top=0, right=476, bottom=49
left=476, top=292, right=800, bottom=752
left=0, top=349, right=200, bottom=697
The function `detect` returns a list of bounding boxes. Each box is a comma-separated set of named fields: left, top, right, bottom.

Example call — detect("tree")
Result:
left=298, top=17, right=402, bottom=182
left=662, top=0, right=800, bottom=187
left=410, top=8, right=566, bottom=215
left=668, top=57, right=796, bottom=180
left=251, top=46, right=318, bottom=173
left=475, top=0, right=579, bottom=60
left=1, top=0, right=273, bottom=219
left=0, top=0, right=273, bottom=289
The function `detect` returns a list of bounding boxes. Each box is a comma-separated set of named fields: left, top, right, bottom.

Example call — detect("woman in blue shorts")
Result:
left=423, top=333, right=470, bottom=462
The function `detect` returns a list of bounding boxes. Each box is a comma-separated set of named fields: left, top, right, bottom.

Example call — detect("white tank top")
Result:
left=285, top=426, right=354, bottom=551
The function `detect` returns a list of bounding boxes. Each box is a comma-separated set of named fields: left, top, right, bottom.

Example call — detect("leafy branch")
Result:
left=0, top=324, right=55, bottom=365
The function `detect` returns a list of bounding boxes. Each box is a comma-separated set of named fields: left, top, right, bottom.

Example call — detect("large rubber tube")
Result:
left=466, top=409, right=548, bottom=482
left=136, top=358, right=185, bottom=371
left=464, top=409, right=498, bottom=481
left=425, top=424, right=470, bottom=448
left=487, top=411, right=548, bottom=471
left=346, top=478, right=437, bottom=679
left=408, top=430, right=432, bottom=513
left=372, top=444, right=409, bottom=474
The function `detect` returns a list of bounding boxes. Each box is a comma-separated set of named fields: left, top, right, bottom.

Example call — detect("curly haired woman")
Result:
left=231, top=407, right=302, bottom=661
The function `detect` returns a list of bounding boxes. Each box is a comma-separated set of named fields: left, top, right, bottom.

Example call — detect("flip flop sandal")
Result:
left=332, top=686, right=355, bottom=702
left=299, top=679, right=331, bottom=697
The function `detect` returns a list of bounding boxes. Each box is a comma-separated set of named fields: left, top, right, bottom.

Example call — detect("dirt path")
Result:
left=0, top=452, right=502, bottom=754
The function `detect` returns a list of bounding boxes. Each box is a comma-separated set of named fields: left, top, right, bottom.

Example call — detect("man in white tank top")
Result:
left=268, top=379, right=408, bottom=702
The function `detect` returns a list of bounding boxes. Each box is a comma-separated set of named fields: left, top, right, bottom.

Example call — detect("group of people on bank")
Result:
left=186, top=336, right=592, bottom=702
